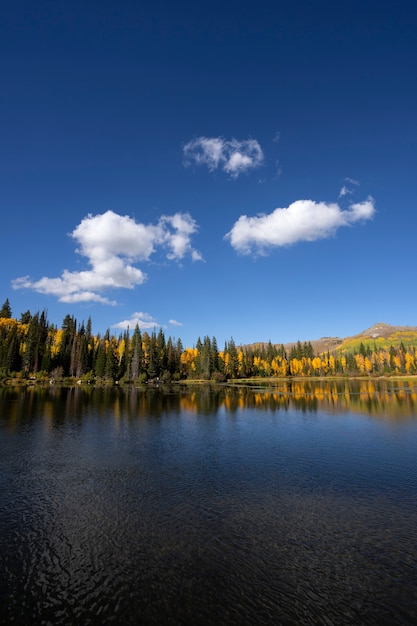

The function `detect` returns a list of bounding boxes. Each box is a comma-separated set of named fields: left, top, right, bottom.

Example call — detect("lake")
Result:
left=1, top=380, right=417, bottom=625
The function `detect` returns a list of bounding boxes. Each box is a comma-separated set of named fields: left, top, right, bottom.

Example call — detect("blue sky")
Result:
left=2, top=0, right=416, bottom=346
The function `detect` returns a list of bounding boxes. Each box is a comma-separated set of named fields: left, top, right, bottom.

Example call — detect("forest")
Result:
left=0, top=299, right=416, bottom=383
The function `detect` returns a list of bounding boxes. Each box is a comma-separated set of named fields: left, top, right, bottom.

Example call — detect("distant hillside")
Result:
left=334, top=322, right=417, bottom=355
left=244, top=323, right=417, bottom=355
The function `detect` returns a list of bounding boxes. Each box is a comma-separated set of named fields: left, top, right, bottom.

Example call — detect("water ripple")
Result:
left=1, top=387, right=417, bottom=624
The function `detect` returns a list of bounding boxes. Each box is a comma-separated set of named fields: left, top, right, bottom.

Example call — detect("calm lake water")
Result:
left=1, top=380, right=417, bottom=625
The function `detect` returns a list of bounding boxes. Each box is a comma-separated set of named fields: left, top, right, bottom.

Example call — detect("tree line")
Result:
left=0, top=299, right=416, bottom=383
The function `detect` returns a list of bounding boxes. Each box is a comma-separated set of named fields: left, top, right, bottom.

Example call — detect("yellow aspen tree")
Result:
left=180, top=347, right=198, bottom=377
left=253, top=355, right=259, bottom=367
left=118, top=338, right=126, bottom=362
left=312, top=357, right=322, bottom=375
left=371, top=351, right=380, bottom=373
left=271, top=357, right=281, bottom=376
left=262, top=358, right=271, bottom=376
left=50, top=328, right=64, bottom=358
left=238, top=350, right=245, bottom=376
left=280, top=358, right=287, bottom=377
left=405, top=352, right=415, bottom=373
left=290, top=357, right=302, bottom=376
left=303, top=357, right=310, bottom=376
left=393, top=354, right=402, bottom=372
left=355, top=354, right=365, bottom=373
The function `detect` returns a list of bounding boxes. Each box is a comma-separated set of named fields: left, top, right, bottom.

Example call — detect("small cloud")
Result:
left=274, top=160, right=282, bottom=179
left=112, top=311, right=159, bottom=330
left=339, top=177, right=360, bottom=197
left=272, top=131, right=281, bottom=143
left=225, top=196, right=376, bottom=255
left=12, top=210, right=203, bottom=304
left=169, top=319, right=183, bottom=327
left=191, top=249, right=204, bottom=262
left=339, top=185, right=351, bottom=197
left=158, top=213, right=203, bottom=261
left=183, top=136, right=264, bottom=178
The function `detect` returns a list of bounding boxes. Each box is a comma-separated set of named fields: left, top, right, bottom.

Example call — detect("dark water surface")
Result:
left=1, top=381, right=417, bottom=625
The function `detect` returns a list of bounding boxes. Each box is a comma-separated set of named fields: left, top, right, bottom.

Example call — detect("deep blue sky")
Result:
left=2, top=0, right=416, bottom=346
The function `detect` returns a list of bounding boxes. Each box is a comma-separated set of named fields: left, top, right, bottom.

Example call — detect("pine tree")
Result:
left=147, top=331, right=160, bottom=379
left=94, top=338, right=106, bottom=378
left=0, top=298, right=12, bottom=318
left=22, top=312, right=40, bottom=375
left=156, top=328, right=167, bottom=374
left=60, top=314, right=77, bottom=376
left=105, top=338, right=118, bottom=381
left=20, top=310, right=32, bottom=324
left=6, top=324, right=21, bottom=372
left=130, top=324, right=143, bottom=380
left=211, top=336, right=220, bottom=373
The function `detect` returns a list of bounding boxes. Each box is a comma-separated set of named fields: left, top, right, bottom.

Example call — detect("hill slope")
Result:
left=245, top=323, right=417, bottom=355
left=334, top=322, right=417, bottom=355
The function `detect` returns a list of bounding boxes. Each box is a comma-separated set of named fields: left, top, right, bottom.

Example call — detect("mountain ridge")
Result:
left=244, top=322, right=417, bottom=355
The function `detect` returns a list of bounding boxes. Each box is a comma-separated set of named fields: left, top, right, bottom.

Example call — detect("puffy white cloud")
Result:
left=112, top=312, right=159, bottom=331
left=226, top=197, right=376, bottom=255
left=12, top=210, right=202, bottom=303
left=183, top=136, right=264, bottom=178
left=348, top=199, right=375, bottom=221
left=158, top=213, right=203, bottom=260
left=72, top=210, right=157, bottom=262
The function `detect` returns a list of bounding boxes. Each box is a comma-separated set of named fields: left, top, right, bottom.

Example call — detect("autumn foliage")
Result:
left=0, top=300, right=416, bottom=383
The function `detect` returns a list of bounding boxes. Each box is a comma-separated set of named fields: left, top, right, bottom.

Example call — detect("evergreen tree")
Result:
left=94, top=338, right=106, bottom=378
left=0, top=298, right=12, bottom=318
left=130, top=324, right=143, bottom=380
left=266, top=340, right=276, bottom=362
left=147, top=331, right=160, bottom=379
left=194, top=337, right=203, bottom=377
left=105, top=338, right=118, bottom=381
left=36, top=310, right=49, bottom=373
left=225, top=337, right=239, bottom=378
left=166, top=336, right=181, bottom=376
left=200, top=336, right=212, bottom=379
left=118, top=329, right=130, bottom=380
left=211, top=336, right=220, bottom=373
left=3, top=323, right=21, bottom=372
left=60, top=314, right=77, bottom=376
left=22, top=312, right=40, bottom=375
left=156, top=328, right=167, bottom=374
left=20, top=310, right=31, bottom=324
left=304, top=341, right=314, bottom=358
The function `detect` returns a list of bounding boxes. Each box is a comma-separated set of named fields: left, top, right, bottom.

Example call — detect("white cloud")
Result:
left=112, top=314, right=185, bottom=331
left=112, top=312, right=159, bottom=331
left=158, top=213, right=203, bottom=261
left=12, top=210, right=202, bottom=303
left=339, top=185, right=351, bottom=197
left=169, top=319, right=183, bottom=327
left=183, top=136, right=264, bottom=178
left=339, top=177, right=359, bottom=197
left=225, top=197, right=376, bottom=255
